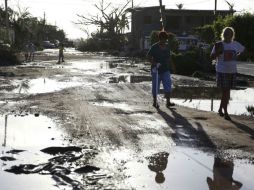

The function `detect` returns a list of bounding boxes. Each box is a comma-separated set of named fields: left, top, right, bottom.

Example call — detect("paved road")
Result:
left=237, top=62, right=254, bottom=76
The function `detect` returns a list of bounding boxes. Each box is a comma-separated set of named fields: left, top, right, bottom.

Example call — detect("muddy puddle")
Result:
left=0, top=114, right=64, bottom=149
left=169, top=87, right=254, bottom=116
left=108, top=146, right=254, bottom=190
left=0, top=114, right=106, bottom=190
left=65, top=59, right=123, bottom=74
left=0, top=78, right=82, bottom=94
left=108, top=75, right=151, bottom=83
left=0, top=114, right=66, bottom=190
left=37, top=48, right=84, bottom=56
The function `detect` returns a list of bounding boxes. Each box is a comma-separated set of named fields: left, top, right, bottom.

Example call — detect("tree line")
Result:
left=0, top=5, right=66, bottom=50
left=196, top=13, right=254, bottom=61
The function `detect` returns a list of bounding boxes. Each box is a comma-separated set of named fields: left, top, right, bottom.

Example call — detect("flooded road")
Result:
left=0, top=49, right=254, bottom=189
left=0, top=114, right=65, bottom=190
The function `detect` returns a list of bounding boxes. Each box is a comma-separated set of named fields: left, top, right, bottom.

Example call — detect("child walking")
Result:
left=211, top=27, right=245, bottom=120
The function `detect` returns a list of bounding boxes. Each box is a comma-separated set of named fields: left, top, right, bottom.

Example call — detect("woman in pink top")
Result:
left=211, top=27, right=245, bottom=120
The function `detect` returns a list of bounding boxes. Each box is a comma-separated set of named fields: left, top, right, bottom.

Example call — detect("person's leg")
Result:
left=152, top=72, right=160, bottom=108
left=223, top=89, right=231, bottom=120
left=161, top=71, right=174, bottom=107
left=218, top=102, right=223, bottom=116
left=217, top=72, right=224, bottom=116
left=222, top=73, right=235, bottom=120
left=62, top=54, right=64, bottom=62
left=25, top=53, right=28, bottom=62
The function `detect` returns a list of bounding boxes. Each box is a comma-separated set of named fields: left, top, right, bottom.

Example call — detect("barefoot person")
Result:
left=211, top=27, right=245, bottom=120
left=58, top=43, right=65, bottom=63
left=147, top=31, right=176, bottom=109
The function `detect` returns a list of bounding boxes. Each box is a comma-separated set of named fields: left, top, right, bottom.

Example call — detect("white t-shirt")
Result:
left=211, top=41, right=245, bottom=73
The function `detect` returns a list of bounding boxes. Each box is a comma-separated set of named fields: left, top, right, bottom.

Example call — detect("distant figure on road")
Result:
left=58, top=43, right=65, bottom=63
left=211, top=27, right=245, bottom=120
left=147, top=31, right=176, bottom=109
left=207, top=156, right=242, bottom=190
left=24, top=43, right=29, bottom=62
left=28, top=42, right=36, bottom=62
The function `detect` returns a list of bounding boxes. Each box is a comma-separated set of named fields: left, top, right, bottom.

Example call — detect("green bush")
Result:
left=196, top=13, right=254, bottom=61
left=0, top=46, right=20, bottom=66
left=172, top=50, right=202, bottom=75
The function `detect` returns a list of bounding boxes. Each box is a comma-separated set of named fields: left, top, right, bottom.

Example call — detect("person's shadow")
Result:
left=147, top=152, right=169, bottom=184
left=207, top=156, right=243, bottom=190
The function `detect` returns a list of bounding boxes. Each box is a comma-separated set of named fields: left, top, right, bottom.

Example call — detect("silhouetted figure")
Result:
left=58, top=43, right=65, bottom=63
left=147, top=31, right=176, bottom=109
left=24, top=43, right=29, bottom=62
left=147, top=152, right=169, bottom=184
left=207, top=156, right=242, bottom=190
left=28, top=42, right=36, bottom=61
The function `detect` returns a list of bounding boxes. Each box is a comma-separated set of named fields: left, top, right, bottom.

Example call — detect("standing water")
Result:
left=0, top=114, right=65, bottom=190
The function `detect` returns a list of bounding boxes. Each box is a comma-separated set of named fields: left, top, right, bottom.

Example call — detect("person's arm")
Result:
left=210, top=42, right=223, bottom=59
left=147, top=47, right=156, bottom=67
left=147, top=55, right=156, bottom=65
left=235, top=41, right=245, bottom=56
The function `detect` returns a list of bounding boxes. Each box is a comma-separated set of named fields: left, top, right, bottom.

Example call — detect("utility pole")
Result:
left=214, top=0, right=217, bottom=16
left=132, top=0, right=133, bottom=8
left=159, top=0, right=165, bottom=30
left=5, top=0, right=9, bottom=28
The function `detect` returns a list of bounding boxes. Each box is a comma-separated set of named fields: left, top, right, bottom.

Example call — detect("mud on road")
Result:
left=0, top=50, right=254, bottom=190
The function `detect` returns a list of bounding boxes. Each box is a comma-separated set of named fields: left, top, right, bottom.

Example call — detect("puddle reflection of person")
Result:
left=207, top=157, right=242, bottom=190
left=147, top=152, right=169, bottom=184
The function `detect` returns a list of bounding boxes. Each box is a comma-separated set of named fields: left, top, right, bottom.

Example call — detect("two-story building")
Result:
left=128, top=6, right=233, bottom=50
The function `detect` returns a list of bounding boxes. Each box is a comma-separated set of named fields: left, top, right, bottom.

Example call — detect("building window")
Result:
left=143, top=16, right=152, bottom=25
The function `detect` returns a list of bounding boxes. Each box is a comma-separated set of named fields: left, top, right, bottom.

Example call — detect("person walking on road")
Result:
left=58, top=43, right=65, bottom=63
left=211, top=27, right=245, bottom=120
left=24, top=43, right=29, bottom=62
left=28, top=42, right=36, bottom=62
left=147, top=31, right=176, bottom=109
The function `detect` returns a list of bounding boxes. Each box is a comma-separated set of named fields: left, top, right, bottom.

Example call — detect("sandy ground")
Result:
left=1, top=50, right=254, bottom=189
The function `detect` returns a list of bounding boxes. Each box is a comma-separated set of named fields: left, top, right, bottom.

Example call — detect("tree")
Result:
left=76, top=0, right=130, bottom=35
left=75, top=0, right=131, bottom=50
left=176, top=3, right=184, bottom=10
left=195, top=25, right=215, bottom=44
left=196, top=13, right=254, bottom=61
left=3, top=4, right=66, bottom=49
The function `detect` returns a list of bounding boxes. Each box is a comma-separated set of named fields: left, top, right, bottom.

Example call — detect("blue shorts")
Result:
left=152, top=71, right=172, bottom=96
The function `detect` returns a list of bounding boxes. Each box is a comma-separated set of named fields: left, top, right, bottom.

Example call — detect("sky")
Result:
left=1, top=0, right=254, bottom=39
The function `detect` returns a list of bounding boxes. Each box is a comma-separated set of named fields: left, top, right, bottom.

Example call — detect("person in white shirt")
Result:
left=211, top=27, right=245, bottom=120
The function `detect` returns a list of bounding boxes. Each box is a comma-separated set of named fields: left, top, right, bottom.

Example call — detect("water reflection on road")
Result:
left=171, top=87, right=254, bottom=116
left=122, top=146, right=254, bottom=190
left=0, top=114, right=65, bottom=190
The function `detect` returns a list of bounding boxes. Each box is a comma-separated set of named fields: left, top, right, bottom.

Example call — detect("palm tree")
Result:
left=176, top=3, right=184, bottom=10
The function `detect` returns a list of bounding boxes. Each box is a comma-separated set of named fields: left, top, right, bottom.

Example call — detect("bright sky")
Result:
left=1, top=0, right=254, bottom=39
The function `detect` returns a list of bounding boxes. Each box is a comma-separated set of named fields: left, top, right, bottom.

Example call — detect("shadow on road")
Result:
left=157, top=107, right=216, bottom=149
left=230, top=120, right=254, bottom=140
